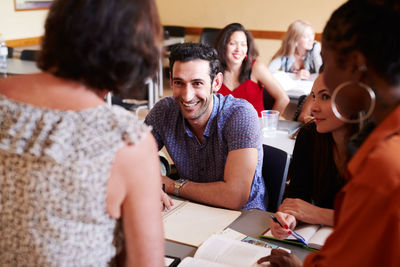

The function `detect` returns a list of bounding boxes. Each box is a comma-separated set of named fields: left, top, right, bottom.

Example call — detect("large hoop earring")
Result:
left=331, top=81, right=376, bottom=126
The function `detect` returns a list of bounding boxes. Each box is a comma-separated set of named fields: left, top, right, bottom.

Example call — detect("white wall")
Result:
left=0, top=0, right=47, bottom=40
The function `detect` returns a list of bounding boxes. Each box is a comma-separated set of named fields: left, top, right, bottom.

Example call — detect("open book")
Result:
left=260, top=224, right=333, bottom=250
left=163, top=199, right=241, bottom=247
left=177, top=235, right=271, bottom=267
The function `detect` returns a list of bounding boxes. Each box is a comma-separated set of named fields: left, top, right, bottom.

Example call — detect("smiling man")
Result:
left=144, top=43, right=266, bottom=210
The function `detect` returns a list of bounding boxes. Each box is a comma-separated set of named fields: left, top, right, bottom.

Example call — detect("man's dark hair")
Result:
left=169, top=42, right=221, bottom=84
left=323, top=0, right=400, bottom=85
left=37, top=0, right=162, bottom=99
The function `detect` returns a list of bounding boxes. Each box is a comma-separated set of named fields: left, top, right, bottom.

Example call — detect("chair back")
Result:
left=7, top=47, right=13, bottom=58
left=105, top=78, right=155, bottom=117
left=164, top=26, right=185, bottom=39
left=20, top=49, right=38, bottom=61
left=262, top=144, right=290, bottom=212
left=199, top=27, right=220, bottom=47
left=262, top=89, right=276, bottom=110
left=293, top=94, right=308, bottom=121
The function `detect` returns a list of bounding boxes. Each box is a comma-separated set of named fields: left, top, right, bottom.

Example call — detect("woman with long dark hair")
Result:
left=259, top=1, right=400, bottom=265
left=215, top=23, right=289, bottom=116
left=270, top=73, right=357, bottom=239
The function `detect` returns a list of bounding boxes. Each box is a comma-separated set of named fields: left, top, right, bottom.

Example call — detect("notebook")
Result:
left=163, top=199, right=241, bottom=247
left=260, top=223, right=333, bottom=250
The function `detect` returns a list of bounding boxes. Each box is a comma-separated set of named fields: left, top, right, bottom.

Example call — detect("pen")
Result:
left=269, top=215, right=308, bottom=247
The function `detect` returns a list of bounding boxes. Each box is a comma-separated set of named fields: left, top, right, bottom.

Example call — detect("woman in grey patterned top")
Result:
left=0, top=0, right=165, bottom=266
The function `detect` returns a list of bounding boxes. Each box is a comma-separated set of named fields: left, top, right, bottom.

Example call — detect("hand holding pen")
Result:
left=270, top=213, right=308, bottom=247
left=269, top=212, right=296, bottom=239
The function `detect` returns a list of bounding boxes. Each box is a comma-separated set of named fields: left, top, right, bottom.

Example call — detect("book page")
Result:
left=178, top=257, right=230, bottom=267
left=218, top=228, right=283, bottom=250
left=285, top=224, right=320, bottom=243
left=163, top=201, right=241, bottom=247
left=194, top=235, right=271, bottom=267
left=261, top=223, right=319, bottom=243
left=308, top=226, right=333, bottom=250
left=162, top=198, right=187, bottom=217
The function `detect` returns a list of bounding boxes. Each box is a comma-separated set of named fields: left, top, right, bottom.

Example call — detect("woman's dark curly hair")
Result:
left=323, top=0, right=400, bottom=86
left=37, top=0, right=162, bottom=99
left=215, top=23, right=259, bottom=84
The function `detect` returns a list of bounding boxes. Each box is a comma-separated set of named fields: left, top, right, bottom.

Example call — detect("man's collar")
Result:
left=182, top=94, right=218, bottom=139
left=203, top=94, right=218, bottom=138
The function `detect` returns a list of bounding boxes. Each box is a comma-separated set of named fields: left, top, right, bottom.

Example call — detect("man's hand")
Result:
left=270, top=211, right=297, bottom=240
left=257, top=249, right=302, bottom=267
left=161, top=176, right=176, bottom=194
left=161, top=189, right=173, bottom=210
left=160, top=176, right=175, bottom=211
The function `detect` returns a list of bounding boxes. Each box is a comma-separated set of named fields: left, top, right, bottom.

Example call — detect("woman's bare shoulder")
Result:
left=251, top=59, right=273, bottom=80
left=111, top=133, right=159, bottom=188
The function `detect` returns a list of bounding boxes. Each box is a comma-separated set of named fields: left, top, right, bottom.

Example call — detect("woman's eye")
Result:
left=322, top=94, right=331, bottom=100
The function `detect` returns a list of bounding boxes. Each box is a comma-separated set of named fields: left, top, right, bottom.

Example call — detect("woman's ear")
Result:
left=350, top=51, right=367, bottom=74
left=211, top=72, right=223, bottom=93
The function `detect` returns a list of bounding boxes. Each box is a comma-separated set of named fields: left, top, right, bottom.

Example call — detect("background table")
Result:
left=260, top=119, right=297, bottom=155
left=272, top=71, right=317, bottom=102
left=6, top=58, right=40, bottom=75
left=262, top=130, right=296, bottom=156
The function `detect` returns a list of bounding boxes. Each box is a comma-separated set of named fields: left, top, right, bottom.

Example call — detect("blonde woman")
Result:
left=269, top=20, right=322, bottom=80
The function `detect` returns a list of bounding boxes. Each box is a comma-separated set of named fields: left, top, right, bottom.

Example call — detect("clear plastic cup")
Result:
left=261, top=110, right=279, bottom=138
